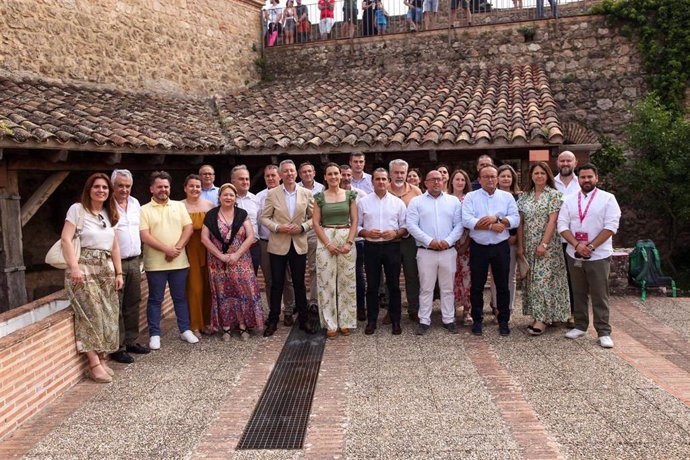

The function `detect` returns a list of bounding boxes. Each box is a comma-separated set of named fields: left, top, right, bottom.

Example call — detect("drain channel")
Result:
left=237, top=326, right=326, bottom=450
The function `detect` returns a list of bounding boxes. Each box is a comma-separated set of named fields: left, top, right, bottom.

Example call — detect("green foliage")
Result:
left=607, top=95, right=690, bottom=268
left=595, top=0, right=690, bottom=114
left=517, top=25, right=537, bottom=41
left=591, top=135, right=625, bottom=189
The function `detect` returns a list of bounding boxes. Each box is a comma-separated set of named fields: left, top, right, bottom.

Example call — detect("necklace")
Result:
left=219, top=208, right=233, bottom=224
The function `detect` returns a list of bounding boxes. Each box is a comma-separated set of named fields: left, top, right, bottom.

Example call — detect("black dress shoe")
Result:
left=263, top=323, right=278, bottom=337
left=126, top=343, right=151, bottom=354
left=357, top=312, right=367, bottom=322
left=409, top=312, right=419, bottom=322
left=392, top=323, right=402, bottom=335
left=365, top=323, right=376, bottom=335
left=109, top=350, right=134, bottom=364
left=299, top=323, right=315, bottom=334
left=284, top=315, right=294, bottom=327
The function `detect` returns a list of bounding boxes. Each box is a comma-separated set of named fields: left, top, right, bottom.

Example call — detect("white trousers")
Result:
left=417, top=247, right=457, bottom=326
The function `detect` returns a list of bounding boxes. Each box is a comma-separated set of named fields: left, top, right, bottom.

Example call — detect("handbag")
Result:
left=45, top=205, right=85, bottom=269
left=516, top=253, right=530, bottom=281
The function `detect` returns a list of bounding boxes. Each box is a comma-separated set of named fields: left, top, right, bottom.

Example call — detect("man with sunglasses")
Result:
left=558, top=163, right=620, bottom=348
left=462, top=164, right=519, bottom=336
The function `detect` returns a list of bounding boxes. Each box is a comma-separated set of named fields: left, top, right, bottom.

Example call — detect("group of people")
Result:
left=263, top=0, right=474, bottom=44
left=61, top=151, right=620, bottom=384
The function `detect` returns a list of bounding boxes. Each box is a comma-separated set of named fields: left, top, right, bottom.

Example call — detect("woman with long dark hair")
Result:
left=61, top=173, right=123, bottom=383
left=449, top=169, right=472, bottom=325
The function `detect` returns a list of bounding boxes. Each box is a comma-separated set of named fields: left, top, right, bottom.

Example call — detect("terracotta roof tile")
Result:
left=0, top=75, right=223, bottom=153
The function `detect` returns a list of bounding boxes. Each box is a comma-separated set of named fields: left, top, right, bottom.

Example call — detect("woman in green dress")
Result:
left=516, top=162, right=570, bottom=335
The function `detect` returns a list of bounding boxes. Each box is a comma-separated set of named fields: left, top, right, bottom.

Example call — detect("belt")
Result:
left=122, top=255, right=140, bottom=262
left=365, top=239, right=401, bottom=245
left=419, top=246, right=453, bottom=252
left=260, top=238, right=269, bottom=242
left=470, top=239, right=508, bottom=247
left=322, top=225, right=350, bottom=229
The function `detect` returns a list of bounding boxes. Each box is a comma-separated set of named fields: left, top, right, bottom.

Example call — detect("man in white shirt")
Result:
left=340, top=164, right=368, bottom=321
left=462, top=164, right=520, bottom=336
left=554, top=150, right=580, bottom=324
left=298, top=161, right=324, bottom=312
left=349, top=152, right=373, bottom=194
left=358, top=169, right=408, bottom=335
left=558, top=163, right=621, bottom=348
left=231, top=165, right=261, bottom=274
left=199, top=164, right=219, bottom=205
left=257, top=164, right=296, bottom=325
left=109, top=170, right=150, bottom=364
left=407, top=170, right=464, bottom=335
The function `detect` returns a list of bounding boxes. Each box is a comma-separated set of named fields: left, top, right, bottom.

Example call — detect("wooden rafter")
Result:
left=20, top=171, right=70, bottom=227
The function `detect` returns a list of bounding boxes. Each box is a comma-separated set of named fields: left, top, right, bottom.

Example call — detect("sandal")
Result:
left=528, top=322, right=546, bottom=336
left=222, top=328, right=232, bottom=342
left=462, top=311, right=473, bottom=326
left=238, top=327, right=249, bottom=341
left=88, top=364, right=112, bottom=384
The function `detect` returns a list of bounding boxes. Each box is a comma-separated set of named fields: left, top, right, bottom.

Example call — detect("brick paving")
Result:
left=2, top=296, right=690, bottom=459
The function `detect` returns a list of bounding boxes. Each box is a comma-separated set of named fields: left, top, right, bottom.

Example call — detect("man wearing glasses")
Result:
left=462, top=164, right=520, bottom=336
left=199, top=165, right=219, bottom=205
left=406, top=170, right=463, bottom=335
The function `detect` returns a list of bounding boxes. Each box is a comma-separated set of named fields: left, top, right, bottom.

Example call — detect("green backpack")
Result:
left=628, top=240, right=676, bottom=301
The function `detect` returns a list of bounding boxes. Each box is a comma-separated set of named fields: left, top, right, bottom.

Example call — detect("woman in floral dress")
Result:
left=517, top=162, right=570, bottom=335
left=449, top=169, right=472, bottom=325
left=201, top=183, right=264, bottom=341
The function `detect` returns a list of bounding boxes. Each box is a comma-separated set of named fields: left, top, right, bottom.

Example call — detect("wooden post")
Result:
left=0, top=161, right=27, bottom=311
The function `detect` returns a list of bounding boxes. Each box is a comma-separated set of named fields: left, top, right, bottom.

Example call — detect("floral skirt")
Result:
left=65, top=248, right=120, bottom=353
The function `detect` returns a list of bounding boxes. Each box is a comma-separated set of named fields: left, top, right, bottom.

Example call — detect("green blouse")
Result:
left=314, top=190, right=357, bottom=226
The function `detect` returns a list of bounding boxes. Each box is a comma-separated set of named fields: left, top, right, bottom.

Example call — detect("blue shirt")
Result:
left=200, top=186, right=219, bottom=206
left=462, top=188, right=520, bottom=245
left=406, top=192, right=463, bottom=248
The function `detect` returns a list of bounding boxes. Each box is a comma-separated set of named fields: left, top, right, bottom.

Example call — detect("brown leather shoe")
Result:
left=340, top=327, right=351, bottom=336
left=283, top=314, right=294, bottom=327
left=365, top=323, right=376, bottom=335
left=326, top=330, right=337, bottom=339
left=392, top=323, right=402, bottom=335
left=382, top=312, right=391, bottom=325
left=409, top=312, right=419, bottom=322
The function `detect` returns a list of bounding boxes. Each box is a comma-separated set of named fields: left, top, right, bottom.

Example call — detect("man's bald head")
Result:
left=557, top=151, right=577, bottom=177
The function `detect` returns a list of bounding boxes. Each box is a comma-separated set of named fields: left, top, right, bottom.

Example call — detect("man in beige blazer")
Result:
left=261, top=159, right=315, bottom=336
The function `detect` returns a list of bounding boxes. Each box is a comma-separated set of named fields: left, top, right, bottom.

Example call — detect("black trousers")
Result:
left=364, top=241, right=402, bottom=325
left=355, top=240, right=366, bottom=316
left=269, top=242, right=307, bottom=326
left=562, top=242, right=575, bottom=313
left=470, top=239, right=511, bottom=325
left=118, top=256, right=142, bottom=348
left=250, top=243, right=261, bottom=275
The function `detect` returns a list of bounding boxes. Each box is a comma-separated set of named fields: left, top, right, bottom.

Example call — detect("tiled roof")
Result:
left=0, top=75, right=224, bottom=153
left=0, top=64, right=563, bottom=156
left=218, top=63, right=563, bottom=155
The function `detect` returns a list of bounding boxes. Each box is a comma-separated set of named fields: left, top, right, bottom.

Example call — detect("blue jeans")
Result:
left=537, top=0, right=558, bottom=18
left=146, top=268, right=191, bottom=336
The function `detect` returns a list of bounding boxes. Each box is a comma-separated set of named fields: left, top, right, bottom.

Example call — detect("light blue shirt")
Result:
left=351, top=173, right=373, bottom=194
left=406, top=192, right=463, bottom=248
left=200, top=186, right=219, bottom=206
left=462, top=188, right=520, bottom=245
left=298, top=181, right=325, bottom=195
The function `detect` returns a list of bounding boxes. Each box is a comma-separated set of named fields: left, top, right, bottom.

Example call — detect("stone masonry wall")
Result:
left=1, top=0, right=264, bottom=96
left=265, top=15, right=646, bottom=142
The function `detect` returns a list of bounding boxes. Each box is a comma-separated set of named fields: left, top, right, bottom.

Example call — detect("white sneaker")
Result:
left=599, top=336, right=614, bottom=348
left=565, top=328, right=587, bottom=339
left=149, top=335, right=161, bottom=350
left=180, top=330, right=199, bottom=344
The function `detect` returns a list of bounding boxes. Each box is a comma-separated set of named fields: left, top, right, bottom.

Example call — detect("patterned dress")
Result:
left=453, top=196, right=471, bottom=311
left=207, top=218, right=264, bottom=331
left=517, top=187, right=570, bottom=323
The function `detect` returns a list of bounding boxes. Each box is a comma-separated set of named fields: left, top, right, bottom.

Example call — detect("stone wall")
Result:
left=0, top=0, right=264, bottom=96
left=265, top=15, right=646, bottom=142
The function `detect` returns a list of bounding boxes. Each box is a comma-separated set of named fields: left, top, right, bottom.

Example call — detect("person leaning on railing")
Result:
left=264, top=0, right=284, bottom=47
left=296, top=0, right=311, bottom=43
left=318, top=0, right=335, bottom=40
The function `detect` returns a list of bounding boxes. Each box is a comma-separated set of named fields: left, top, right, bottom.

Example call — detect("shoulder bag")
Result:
left=45, top=205, right=85, bottom=269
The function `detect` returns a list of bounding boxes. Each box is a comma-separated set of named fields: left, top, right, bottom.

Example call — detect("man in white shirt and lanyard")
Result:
left=298, top=161, right=324, bottom=313
left=554, top=150, right=580, bottom=325
left=349, top=152, right=373, bottom=194
left=558, top=163, right=621, bottom=348
left=231, top=165, right=261, bottom=274
left=257, top=164, right=296, bottom=326
left=199, top=164, right=219, bottom=205
left=109, top=170, right=150, bottom=363
left=407, top=170, right=464, bottom=335
left=462, top=164, right=520, bottom=337
left=358, top=168, right=408, bottom=335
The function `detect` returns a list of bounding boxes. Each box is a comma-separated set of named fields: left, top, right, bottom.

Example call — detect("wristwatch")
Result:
left=347, top=240, right=354, bottom=245
left=586, top=244, right=595, bottom=251
left=541, top=242, right=548, bottom=249
left=496, top=215, right=501, bottom=224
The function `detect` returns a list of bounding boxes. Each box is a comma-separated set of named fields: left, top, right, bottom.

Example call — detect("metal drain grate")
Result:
left=237, top=325, right=326, bottom=450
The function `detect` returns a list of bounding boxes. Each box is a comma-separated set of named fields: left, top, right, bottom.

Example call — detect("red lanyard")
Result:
left=577, top=188, right=597, bottom=224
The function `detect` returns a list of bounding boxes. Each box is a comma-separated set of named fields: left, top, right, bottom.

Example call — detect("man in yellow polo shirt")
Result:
left=140, top=171, right=198, bottom=350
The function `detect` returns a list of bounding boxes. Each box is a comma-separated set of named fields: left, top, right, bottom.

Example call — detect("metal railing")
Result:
left=261, top=0, right=598, bottom=47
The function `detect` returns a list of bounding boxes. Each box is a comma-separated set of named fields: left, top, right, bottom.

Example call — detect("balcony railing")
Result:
left=261, top=0, right=599, bottom=47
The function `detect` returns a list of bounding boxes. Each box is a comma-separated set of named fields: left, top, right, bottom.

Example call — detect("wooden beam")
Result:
left=271, top=155, right=279, bottom=165
left=20, top=171, right=70, bottom=227
left=428, top=150, right=438, bottom=162
left=189, top=155, right=204, bottom=165
left=48, top=149, right=69, bottom=163
left=149, top=154, right=166, bottom=165
left=0, top=148, right=3, bottom=161
left=0, top=168, right=27, bottom=310
left=105, top=152, right=122, bottom=166
left=320, top=154, right=330, bottom=164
